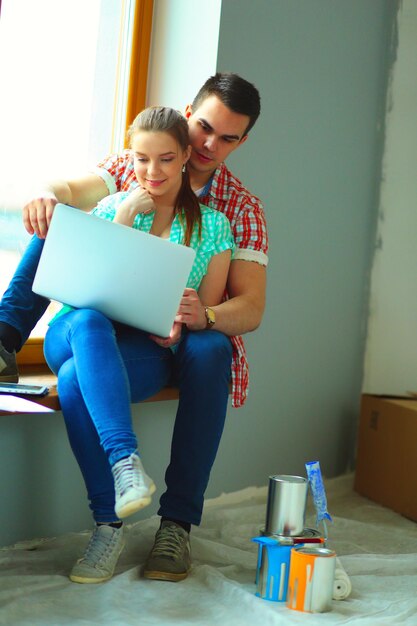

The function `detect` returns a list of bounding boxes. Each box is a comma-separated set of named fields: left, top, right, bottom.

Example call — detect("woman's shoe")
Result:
left=112, top=452, right=156, bottom=519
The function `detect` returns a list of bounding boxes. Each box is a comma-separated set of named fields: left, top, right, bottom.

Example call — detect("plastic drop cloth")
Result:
left=1, top=473, right=417, bottom=626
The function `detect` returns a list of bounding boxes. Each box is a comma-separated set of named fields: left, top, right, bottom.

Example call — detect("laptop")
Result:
left=32, top=203, right=196, bottom=337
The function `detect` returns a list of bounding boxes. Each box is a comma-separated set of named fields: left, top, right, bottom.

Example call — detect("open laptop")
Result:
left=32, top=203, right=196, bottom=337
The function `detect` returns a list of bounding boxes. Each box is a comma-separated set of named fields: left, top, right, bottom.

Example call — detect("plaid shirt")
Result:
left=94, top=151, right=269, bottom=407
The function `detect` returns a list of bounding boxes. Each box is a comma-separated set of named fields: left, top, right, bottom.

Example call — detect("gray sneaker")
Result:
left=143, top=521, right=191, bottom=582
left=112, top=452, right=156, bottom=519
left=70, top=524, right=125, bottom=584
left=0, top=340, right=18, bottom=382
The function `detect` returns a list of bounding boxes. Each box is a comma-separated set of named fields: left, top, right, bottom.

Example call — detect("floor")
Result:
left=1, top=473, right=417, bottom=626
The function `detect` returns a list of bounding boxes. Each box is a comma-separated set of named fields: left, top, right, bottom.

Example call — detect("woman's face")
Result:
left=131, top=130, right=191, bottom=201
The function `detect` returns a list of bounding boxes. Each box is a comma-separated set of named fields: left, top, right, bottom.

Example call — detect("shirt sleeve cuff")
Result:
left=91, top=167, right=117, bottom=195
left=233, top=248, right=268, bottom=266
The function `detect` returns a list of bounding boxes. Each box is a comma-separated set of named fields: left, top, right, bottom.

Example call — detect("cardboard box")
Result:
left=354, top=394, right=417, bottom=522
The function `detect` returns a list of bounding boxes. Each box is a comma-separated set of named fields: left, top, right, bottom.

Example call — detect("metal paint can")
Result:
left=253, top=537, right=292, bottom=602
left=260, top=527, right=324, bottom=544
left=252, top=530, right=325, bottom=602
left=265, top=475, right=308, bottom=536
left=287, top=547, right=336, bottom=613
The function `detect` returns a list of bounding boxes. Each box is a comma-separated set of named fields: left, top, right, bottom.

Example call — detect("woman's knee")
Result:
left=66, top=308, right=114, bottom=336
left=45, top=309, right=114, bottom=373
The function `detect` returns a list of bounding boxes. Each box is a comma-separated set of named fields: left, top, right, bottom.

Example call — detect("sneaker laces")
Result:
left=113, top=454, right=142, bottom=496
left=151, top=525, right=187, bottom=560
left=80, top=527, right=119, bottom=566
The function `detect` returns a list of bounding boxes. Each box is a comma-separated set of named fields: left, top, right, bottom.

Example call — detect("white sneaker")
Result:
left=70, top=524, right=124, bottom=584
left=112, top=452, right=156, bottom=519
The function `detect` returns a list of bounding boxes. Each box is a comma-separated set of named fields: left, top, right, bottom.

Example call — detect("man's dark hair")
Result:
left=192, top=73, right=261, bottom=136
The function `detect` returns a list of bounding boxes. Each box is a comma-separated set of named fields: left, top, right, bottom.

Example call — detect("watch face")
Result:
left=206, top=307, right=215, bottom=326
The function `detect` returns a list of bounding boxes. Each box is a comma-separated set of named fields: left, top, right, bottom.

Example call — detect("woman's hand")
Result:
left=22, top=192, right=58, bottom=238
left=149, top=320, right=183, bottom=348
left=175, top=288, right=207, bottom=331
left=114, top=187, right=155, bottom=227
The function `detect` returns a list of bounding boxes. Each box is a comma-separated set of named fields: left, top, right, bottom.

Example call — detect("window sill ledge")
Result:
left=4, top=343, right=180, bottom=415
left=16, top=337, right=47, bottom=367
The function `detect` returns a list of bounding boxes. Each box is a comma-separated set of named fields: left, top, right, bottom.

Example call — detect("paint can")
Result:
left=265, top=475, right=308, bottom=536
left=260, top=527, right=324, bottom=544
left=252, top=530, right=325, bottom=602
left=253, top=537, right=292, bottom=602
left=287, top=546, right=336, bottom=613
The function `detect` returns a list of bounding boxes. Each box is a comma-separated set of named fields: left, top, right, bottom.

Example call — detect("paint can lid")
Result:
left=268, top=474, right=307, bottom=483
left=261, top=527, right=322, bottom=540
left=294, top=547, right=336, bottom=557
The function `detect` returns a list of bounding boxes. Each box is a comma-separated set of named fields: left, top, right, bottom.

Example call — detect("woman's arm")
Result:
left=176, top=250, right=232, bottom=330
left=113, top=187, right=154, bottom=226
left=197, top=250, right=232, bottom=305
left=149, top=250, right=232, bottom=347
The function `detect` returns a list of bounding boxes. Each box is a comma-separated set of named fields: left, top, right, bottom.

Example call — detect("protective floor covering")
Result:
left=1, top=473, right=417, bottom=626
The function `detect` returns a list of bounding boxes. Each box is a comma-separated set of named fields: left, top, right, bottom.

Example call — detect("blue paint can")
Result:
left=253, top=537, right=292, bottom=602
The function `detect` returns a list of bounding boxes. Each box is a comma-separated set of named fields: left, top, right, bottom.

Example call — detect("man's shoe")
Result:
left=143, top=521, right=191, bottom=582
left=70, top=524, right=125, bottom=584
left=112, top=452, right=156, bottom=519
left=0, top=340, right=18, bottom=382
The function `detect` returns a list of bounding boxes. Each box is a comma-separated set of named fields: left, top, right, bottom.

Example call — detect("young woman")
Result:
left=43, top=107, right=234, bottom=583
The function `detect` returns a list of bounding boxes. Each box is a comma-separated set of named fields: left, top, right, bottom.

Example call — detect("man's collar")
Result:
left=205, top=163, right=229, bottom=200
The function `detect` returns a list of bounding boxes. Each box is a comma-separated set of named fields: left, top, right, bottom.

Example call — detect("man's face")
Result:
left=185, top=95, right=250, bottom=178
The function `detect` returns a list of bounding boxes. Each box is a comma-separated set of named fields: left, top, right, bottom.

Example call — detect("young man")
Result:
left=0, top=73, right=268, bottom=582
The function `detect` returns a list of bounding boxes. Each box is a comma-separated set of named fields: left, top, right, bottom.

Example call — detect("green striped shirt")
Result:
left=92, top=191, right=235, bottom=290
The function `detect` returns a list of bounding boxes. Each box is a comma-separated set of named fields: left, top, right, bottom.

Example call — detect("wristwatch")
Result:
left=204, top=307, right=216, bottom=329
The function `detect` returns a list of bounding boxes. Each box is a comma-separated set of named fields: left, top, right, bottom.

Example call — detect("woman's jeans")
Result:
left=3, top=237, right=233, bottom=525
left=45, top=310, right=232, bottom=524
left=44, top=309, right=173, bottom=522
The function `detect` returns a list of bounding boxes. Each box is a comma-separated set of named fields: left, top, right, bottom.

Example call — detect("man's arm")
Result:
left=212, top=260, right=266, bottom=336
left=210, top=187, right=268, bottom=336
left=23, top=173, right=109, bottom=237
left=179, top=259, right=266, bottom=336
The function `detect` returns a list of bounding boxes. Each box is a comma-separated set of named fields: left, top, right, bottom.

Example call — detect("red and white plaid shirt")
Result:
left=94, top=151, right=269, bottom=407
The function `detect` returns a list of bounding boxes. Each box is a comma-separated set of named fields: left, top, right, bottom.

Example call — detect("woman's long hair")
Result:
left=128, top=106, right=202, bottom=246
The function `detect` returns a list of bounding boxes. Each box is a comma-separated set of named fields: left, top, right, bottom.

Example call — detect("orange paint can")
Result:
left=287, top=547, right=336, bottom=613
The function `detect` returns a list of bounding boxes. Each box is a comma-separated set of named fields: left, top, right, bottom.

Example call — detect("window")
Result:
left=0, top=0, right=153, bottom=349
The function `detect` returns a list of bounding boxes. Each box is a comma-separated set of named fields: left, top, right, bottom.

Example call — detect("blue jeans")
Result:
left=2, top=235, right=233, bottom=525
left=0, top=236, right=48, bottom=349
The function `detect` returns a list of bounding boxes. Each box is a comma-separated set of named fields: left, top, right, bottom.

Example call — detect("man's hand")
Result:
left=21, top=174, right=112, bottom=237
left=22, top=192, right=58, bottom=238
left=176, top=288, right=206, bottom=331
left=149, top=321, right=183, bottom=348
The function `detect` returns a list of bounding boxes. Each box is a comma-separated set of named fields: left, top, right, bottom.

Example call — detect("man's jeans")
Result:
left=0, top=235, right=233, bottom=525
left=0, top=236, right=48, bottom=349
